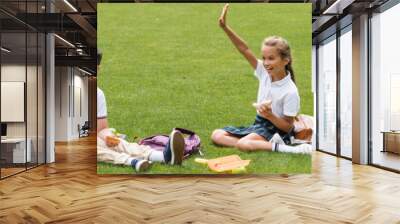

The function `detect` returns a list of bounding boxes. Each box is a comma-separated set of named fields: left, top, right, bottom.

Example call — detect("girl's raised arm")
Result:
left=219, top=4, right=258, bottom=70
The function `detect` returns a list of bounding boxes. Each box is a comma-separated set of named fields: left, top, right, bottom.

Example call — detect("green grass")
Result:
left=97, top=3, right=312, bottom=174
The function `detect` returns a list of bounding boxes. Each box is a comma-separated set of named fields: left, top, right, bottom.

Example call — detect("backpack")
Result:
left=293, top=114, right=314, bottom=142
left=138, top=128, right=201, bottom=159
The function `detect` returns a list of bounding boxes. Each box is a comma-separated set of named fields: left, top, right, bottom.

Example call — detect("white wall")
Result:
left=54, top=67, right=89, bottom=141
left=55, top=66, right=69, bottom=141
left=0, top=65, right=36, bottom=138
left=1, top=63, right=46, bottom=164
left=72, top=73, right=89, bottom=138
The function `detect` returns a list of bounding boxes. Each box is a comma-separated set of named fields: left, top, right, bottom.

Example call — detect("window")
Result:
left=317, top=35, right=337, bottom=154
left=339, top=26, right=352, bottom=158
left=370, top=2, right=400, bottom=171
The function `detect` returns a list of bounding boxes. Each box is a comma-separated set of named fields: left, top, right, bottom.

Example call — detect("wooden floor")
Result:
left=1, top=167, right=26, bottom=177
left=1, top=136, right=400, bottom=223
left=1, top=163, right=45, bottom=178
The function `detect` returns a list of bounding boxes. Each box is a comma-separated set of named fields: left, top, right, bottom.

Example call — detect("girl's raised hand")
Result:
left=219, top=4, right=229, bottom=28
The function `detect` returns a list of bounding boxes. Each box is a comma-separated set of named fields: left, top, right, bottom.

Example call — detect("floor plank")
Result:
left=0, top=135, right=399, bottom=223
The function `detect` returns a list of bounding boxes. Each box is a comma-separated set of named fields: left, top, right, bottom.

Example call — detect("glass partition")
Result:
left=38, top=32, right=45, bottom=165
left=1, top=31, right=28, bottom=178
left=27, top=30, right=38, bottom=169
left=0, top=1, right=46, bottom=179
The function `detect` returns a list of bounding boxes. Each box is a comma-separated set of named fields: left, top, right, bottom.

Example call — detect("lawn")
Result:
left=97, top=3, right=312, bottom=174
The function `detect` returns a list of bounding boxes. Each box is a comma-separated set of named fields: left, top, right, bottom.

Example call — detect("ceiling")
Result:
left=1, top=0, right=97, bottom=74
left=311, top=0, right=390, bottom=42
left=1, top=0, right=393, bottom=73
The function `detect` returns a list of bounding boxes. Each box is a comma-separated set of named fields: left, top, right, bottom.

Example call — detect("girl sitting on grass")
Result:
left=211, top=4, right=312, bottom=154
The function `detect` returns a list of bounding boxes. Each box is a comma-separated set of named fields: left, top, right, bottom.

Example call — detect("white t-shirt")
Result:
left=97, top=88, right=107, bottom=119
left=254, top=59, right=300, bottom=118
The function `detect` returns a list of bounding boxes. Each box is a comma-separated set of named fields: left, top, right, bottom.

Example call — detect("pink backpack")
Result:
left=138, top=128, right=201, bottom=159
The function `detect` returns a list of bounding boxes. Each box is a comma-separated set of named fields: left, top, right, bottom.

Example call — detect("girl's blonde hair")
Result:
left=261, top=36, right=295, bottom=83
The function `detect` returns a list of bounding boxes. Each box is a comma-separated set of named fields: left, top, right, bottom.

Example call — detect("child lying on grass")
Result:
left=97, top=126, right=185, bottom=172
left=97, top=50, right=184, bottom=172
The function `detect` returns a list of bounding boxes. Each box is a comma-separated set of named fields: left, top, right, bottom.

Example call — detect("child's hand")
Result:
left=105, top=135, right=120, bottom=147
left=219, top=4, right=229, bottom=28
left=252, top=100, right=272, bottom=111
left=258, top=104, right=274, bottom=120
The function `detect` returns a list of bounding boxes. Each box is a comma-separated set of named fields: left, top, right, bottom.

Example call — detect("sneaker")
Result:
left=131, top=159, right=150, bottom=172
left=163, top=130, right=185, bottom=165
left=294, top=144, right=313, bottom=154
left=275, top=143, right=313, bottom=154
left=270, top=133, right=285, bottom=145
